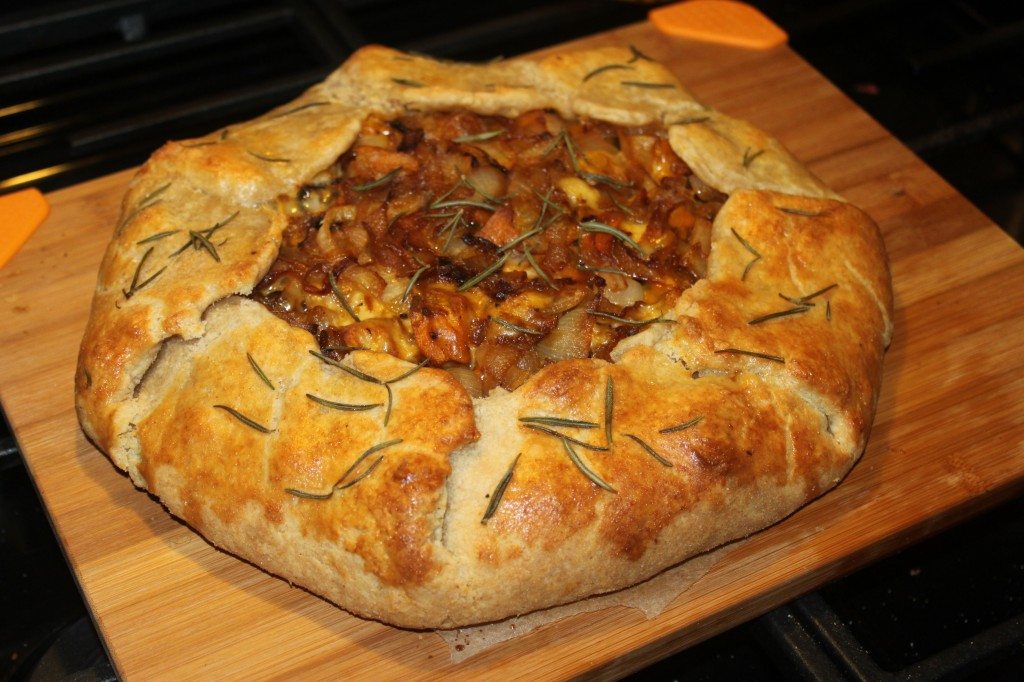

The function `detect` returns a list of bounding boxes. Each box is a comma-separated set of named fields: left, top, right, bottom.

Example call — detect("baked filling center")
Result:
left=251, top=109, right=727, bottom=396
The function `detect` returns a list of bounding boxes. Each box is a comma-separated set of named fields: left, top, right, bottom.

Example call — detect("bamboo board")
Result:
left=1, top=22, right=1023, bottom=680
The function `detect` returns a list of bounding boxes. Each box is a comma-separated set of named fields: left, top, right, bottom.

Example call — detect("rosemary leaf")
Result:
left=624, top=433, right=673, bottom=467
left=747, top=305, right=811, bottom=325
left=247, top=150, right=291, bottom=164
left=582, top=63, right=634, bottom=82
left=457, top=252, right=509, bottom=291
left=305, top=394, right=381, bottom=411
left=627, top=44, right=653, bottom=63
left=336, top=455, right=384, bottom=490
left=523, top=424, right=609, bottom=451
left=385, top=358, right=429, bottom=384
left=778, top=206, right=825, bottom=217
left=659, top=415, right=704, bottom=434
left=481, top=454, right=520, bottom=523
left=328, top=271, right=361, bottom=322
left=402, top=265, right=429, bottom=302
left=213, top=404, right=274, bottom=433
left=492, top=317, right=543, bottom=336
left=520, top=416, right=599, bottom=429
left=383, top=383, right=394, bottom=426
left=578, top=171, right=632, bottom=190
left=670, top=115, right=711, bottom=126
left=742, top=147, right=765, bottom=168
left=604, top=376, right=614, bottom=448
left=453, top=130, right=504, bottom=143
left=620, top=80, right=675, bottom=90
left=247, top=353, right=275, bottom=390
left=123, top=247, right=166, bottom=299
left=352, top=168, right=399, bottom=192
left=309, top=350, right=382, bottom=384
left=136, top=230, right=180, bottom=245
left=609, top=194, right=637, bottom=217
left=588, top=311, right=675, bottom=327
left=523, top=245, right=556, bottom=289
left=577, top=261, right=631, bottom=277
left=826, top=300, right=832, bottom=321
left=284, top=487, right=334, bottom=500
left=580, top=220, right=645, bottom=258
left=336, top=439, right=403, bottom=486
left=714, top=348, right=785, bottom=364
left=181, top=141, right=216, bottom=148
left=730, top=228, right=761, bottom=259
left=268, top=101, right=329, bottom=119
left=391, top=77, right=425, bottom=88
left=799, top=283, right=838, bottom=303
left=497, top=227, right=543, bottom=254
left=563, top=439, right=616, bottom=493
left=431, top=199, right=497, bottom=211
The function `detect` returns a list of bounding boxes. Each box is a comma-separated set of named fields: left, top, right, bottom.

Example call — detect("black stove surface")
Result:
left=2, top=1, right=1023, bottom=679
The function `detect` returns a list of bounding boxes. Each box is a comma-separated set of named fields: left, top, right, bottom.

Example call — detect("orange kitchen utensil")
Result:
left=650, top=1, right=788, bottom=50
left=0, top=188, right=49, bottom=269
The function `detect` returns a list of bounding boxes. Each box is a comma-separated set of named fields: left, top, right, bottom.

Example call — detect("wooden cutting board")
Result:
left=2, top=21, right=1023, bottom=680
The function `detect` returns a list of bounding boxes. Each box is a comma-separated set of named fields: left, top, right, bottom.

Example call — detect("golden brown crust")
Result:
left=76, top=45, right=893, bottom=628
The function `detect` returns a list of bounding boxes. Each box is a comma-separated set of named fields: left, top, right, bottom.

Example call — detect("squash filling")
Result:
left=251, top=109, right=726, bottom=395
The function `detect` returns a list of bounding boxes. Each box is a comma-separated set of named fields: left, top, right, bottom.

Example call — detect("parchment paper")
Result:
left=436, top=540, right=744, bottom=663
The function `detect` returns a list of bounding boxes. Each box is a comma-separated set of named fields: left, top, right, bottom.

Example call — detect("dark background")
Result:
left=2, top=1, right=1022, bottom=679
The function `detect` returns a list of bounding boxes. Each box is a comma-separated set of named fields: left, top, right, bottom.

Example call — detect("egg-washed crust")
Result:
left=75, top=46, right=892, bottom=628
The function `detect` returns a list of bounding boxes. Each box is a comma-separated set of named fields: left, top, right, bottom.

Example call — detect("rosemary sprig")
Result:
left=620, top=81, right=674, bottom=90
left=519, top=416, right=598, bottom=429
left=523, top=424, right=609, bottom=451
left=580, top=220, right=645, bottom=258
left=496, top=227, right=542, bottom=254
left=627, top=44, right=653, bottom=63
left=714, top=348, right=785, bottom=364
left=660, top=416, right=704, bottom=434
left=604, top=376, right=614, bottom=447
left=122, top=247, right=166, bottom=299
left=136, top=230, right=180, bottom=245
left=670, top=115, right=711, bottom=126
left=391, top=77, right=425, bottom=87
left=778, top=206, right=825, bottom=217
left=492, top=317, right=543, bottom=336
left=247, top=150, right=291, bottom=164
left=453, top=130, right=504, bottom=143
left=309, top=350, right=382, bottom=384
left=352, top=168, right=400, bottom=192
left=170, top=212, right=238, bottom=260
left=588, top=311, right=674, bottom=327
left=523, top=245, right=556, bottom=289
left=730, top=227, right=762, bottom=281
left=213, top=404, right=274, bottom=433
left=328, top=271, right=361, bottom=322
left=305, top=394, right=381, bottom=411
left=457, top=252, right=509, bottom=291
left=268, top=101, right=328, bottom=119
left=481, top=454, right=521, bottom=523
left=402, top=265, right=429, bottom=302
left=747, top=305, right=812, bottom=325
left=247, top=353, right=275, bottom=390
left=742, top=147, right=765, bottom=168
left=624, top=433, right=672, bottom=467
left=189, top=229, right=221, bottom=262
left=582, top=63, right=634, bottom=82
left=563, top=439, right=616, bottom=492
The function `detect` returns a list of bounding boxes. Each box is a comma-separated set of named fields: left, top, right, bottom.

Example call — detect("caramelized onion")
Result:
left=445, top=365, right=484, bottom=398
left=602, top=274, right=644, bottom=307
left=466, top=164, right=507, bottom=200
left=536, top=308, right=591, bottom=361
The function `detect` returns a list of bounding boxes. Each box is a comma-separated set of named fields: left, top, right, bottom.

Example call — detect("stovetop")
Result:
left=2, top=1, right=1023, bottom=679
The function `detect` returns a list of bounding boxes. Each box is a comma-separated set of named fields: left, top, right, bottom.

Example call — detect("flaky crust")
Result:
left=76, top=46, right=893, bottom=628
